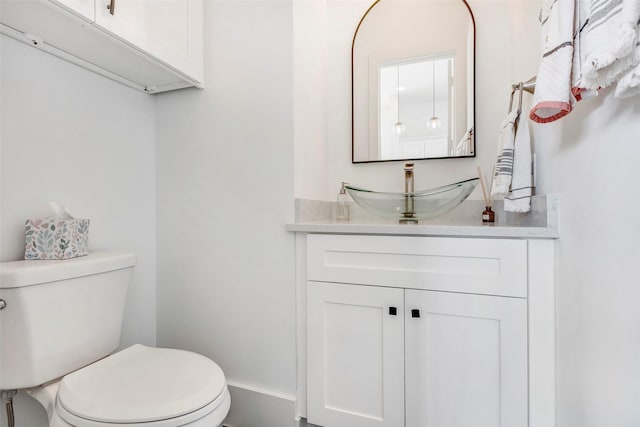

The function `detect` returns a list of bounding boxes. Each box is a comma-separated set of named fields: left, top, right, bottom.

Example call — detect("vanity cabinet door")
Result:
left=94, top=0, right=204, bottom=84
left=405, top=289, right=528, bottom=427
left=307, top=282, right=405, bottom=427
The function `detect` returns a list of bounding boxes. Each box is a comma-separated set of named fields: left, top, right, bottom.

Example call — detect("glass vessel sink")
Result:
left=345, top=178, right=479, bottom=223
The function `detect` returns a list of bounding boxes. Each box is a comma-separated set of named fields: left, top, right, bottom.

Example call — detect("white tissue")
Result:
left=49, top=201, right=74, bottom=219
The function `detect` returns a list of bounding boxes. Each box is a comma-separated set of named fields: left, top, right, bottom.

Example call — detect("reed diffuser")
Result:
left=477, top=166, right=495, bottom=223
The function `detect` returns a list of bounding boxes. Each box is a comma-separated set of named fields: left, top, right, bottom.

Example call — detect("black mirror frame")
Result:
left=351, top=0, right=477, bottom=164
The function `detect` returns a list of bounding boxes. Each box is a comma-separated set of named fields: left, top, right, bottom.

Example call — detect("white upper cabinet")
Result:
left=93, top=0, right=203, bottom=84
left=50, top=0, right=94, bottom=20
left=0, top=0, right=204, bottom=93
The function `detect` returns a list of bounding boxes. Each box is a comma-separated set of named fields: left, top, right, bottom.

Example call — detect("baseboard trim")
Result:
left=223, top=382, right=298, bottom=427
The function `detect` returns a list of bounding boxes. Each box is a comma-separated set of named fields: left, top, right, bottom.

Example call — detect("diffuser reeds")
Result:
left=477, top=166, right=495, bottom=223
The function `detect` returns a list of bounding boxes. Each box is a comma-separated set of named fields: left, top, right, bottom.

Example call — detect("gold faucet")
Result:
left=404, top=163, right=414, bottom=193
left=400, top=163, right=417, bottom=223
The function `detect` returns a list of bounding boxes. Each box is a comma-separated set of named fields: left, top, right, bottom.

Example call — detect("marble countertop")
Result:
left=286, top=195, right=559, bottom=239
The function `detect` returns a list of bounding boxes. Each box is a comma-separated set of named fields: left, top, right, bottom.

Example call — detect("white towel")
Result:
left=580, top=0, right=640, bottom=90
left=572, top=0, right=598, bottom=100
left=453, top=127, right=474, bottom=156
left=504, top=108, right=533, bottom=213
left=616, top=61, right=640, bottom=97
left=491, top=110, right=519, bottom=197
left=531, top=0, right=640, bottom=122
left=615, top=19, right=640, bottom=98
left=530, top=0, right=576, bottom=123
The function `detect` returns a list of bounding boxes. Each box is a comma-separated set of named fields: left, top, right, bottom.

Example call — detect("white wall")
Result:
left=0, top=36, right=157, bottom=426
left=535, top=87, right=640, bottom=427
left=294, top=0, right=540, bottom=199
left=293, top=0, right=330, bottom=200
left=154, top=1, right=296, bottom=424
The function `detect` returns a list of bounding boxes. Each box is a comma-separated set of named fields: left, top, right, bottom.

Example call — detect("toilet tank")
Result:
left=0, top=252, right=136, bottom=390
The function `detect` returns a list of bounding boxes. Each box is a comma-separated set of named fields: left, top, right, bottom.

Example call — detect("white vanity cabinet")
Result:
left=303, top=233, right=555, bottom=427
left=0, top=0, right=204, bottom=93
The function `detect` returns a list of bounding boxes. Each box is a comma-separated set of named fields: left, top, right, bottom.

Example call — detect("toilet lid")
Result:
left=58, top=344, right=226, bottom=424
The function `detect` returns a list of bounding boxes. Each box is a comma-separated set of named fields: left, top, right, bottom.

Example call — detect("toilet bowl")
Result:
left=0, top=252, right=231, bottom=426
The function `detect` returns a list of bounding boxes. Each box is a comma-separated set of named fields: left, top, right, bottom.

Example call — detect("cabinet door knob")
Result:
left=389, top=306, right=397, bottom=316
left=411, top=309, right=421, bottom=318
left=107, top=0, right=115, bottom=15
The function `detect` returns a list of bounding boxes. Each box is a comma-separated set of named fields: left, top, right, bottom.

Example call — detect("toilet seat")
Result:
left=55, top=344, right=228, bottom=426
left=54, top=388, right=230, bottom=427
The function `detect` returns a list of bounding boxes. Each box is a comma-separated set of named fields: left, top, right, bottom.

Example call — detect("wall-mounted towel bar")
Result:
left=512, top=76, right=536, bottom=94
left=509, top=76, right=536, bottom=115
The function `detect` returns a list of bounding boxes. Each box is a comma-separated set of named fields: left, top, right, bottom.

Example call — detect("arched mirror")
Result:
left=352, top=0, right=476, bottom=163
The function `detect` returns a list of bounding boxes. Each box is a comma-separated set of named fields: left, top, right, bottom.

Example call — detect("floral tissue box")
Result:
left=24, top=218, right=90, bottom=260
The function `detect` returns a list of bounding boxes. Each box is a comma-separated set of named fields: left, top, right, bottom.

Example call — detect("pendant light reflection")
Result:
left=393, top=65, right=406, bottom=136
left=428, top=60, right=441, bottom=129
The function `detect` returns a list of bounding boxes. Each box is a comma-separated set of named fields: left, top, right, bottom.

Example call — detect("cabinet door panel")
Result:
left=405, top=289, right=528, bottom=427
left=50, top=0, right=94, bottom=21
left=307, top=282, right=404, bottom=427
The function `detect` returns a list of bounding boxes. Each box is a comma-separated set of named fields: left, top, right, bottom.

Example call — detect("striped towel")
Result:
left=572, top=0, right=598, bottom=100
left=504, top=105, right=533, bottom=213
left=580, top=0, right=640, bottom=90
left=530, top=0, right=576, bottom=123
left=491, top=110, right=519, bottom=197
left=531, top=0, right=640, bottom=122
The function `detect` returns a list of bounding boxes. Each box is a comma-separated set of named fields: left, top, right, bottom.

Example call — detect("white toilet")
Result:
left=0, top=252, right=230, bottom=427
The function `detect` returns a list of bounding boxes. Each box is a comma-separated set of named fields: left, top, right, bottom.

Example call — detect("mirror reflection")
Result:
left=352, top=0, right=475, bottom=163
left=381, top=54, right=454, bottom=159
